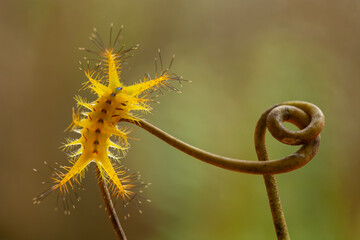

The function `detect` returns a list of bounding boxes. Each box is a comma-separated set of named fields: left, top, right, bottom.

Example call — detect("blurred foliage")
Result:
left=1, top=0, right=359, bottom=239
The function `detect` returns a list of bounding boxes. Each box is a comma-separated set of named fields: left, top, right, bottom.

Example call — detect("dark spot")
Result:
left=121, top=103, right=127, bottom=106
left=93, top=140, right=99, bottom=145
left=95, top=128, right=101, bottom=133
left=98, top=119, right=104, bottom=123
left=92, top=108, right=96, bottom=111
left=101, top=109, right=107, bottom=113
left=96, top=101, right=100, bottom=103
left=112, top=115, right=119, bottom=117
left=111, top=92, right=116, bottom=97
left=105, top=100, right=112, bottom=104
left=116, top=108, right=124, bottom=111
left=89, top=115, right=92, bottom=120
left=83, top=135, right=87, bottom=141
left=93, top=149, right=98, bottom=153
left=86, top=128, right=90, bottom=131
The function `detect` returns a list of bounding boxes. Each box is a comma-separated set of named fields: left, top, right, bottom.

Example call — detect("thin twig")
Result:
left=96, top=165, right=127, bottom=240
left=122, top=100, right=324, bottom=239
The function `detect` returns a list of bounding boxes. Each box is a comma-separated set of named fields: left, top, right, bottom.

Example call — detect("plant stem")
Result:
left=263, top=175, right=289, bottom=239
left=254, top=107, right=292, bottom=240
left=96, top=165, right=127, bottom=240
left=124, top=102, right=323, bottom=175
left=122, top=101, right=324, bottom=239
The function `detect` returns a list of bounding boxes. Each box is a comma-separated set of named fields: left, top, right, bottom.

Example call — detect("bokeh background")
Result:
left=1, top=0, right=359, bottom=239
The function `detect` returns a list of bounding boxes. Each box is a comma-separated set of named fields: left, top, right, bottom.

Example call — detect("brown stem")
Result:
left=123, top=100, right=324, bottom=239
left=95, top=165, right=127, bottom=240
left=124, top=101, right=324, bottom=175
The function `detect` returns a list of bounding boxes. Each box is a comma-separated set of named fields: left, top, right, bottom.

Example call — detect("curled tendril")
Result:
left=255, top=101, right=325, bottom=173
left=254, top=101, right=324, bottom=240
left=116, top=100, right=324, bottom=239
left=125, top=101, right=324, bottom=175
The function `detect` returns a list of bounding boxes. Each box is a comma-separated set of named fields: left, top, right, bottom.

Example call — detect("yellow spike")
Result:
left=67, top=147, right=83, bottom=159
left=107, top=139, right=127, bottom=157
left=67, top=108, right=88, bottom=130
left=95, top=156, right=126, bottom=199
left=107, top=150, right=121, bottom=161
left=107, top=139, right=127, bottom=151
left=61, top=138, right=82, bottom=151
left=123, top=75, right=170, bottom=96
left=74, top=95, right=93, bottom=110
left=104, top=50, right=122, bottom=89
left=84, top=71, right=110, bottom=96
left=134, top=103, right=151, bottom=112
left=65, top=108, right=80, bottom=131
left=57, top=152, right=92, bottom=190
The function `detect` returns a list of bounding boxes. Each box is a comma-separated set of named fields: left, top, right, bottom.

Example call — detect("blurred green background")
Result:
left=1, top=0, right=359, bottom=239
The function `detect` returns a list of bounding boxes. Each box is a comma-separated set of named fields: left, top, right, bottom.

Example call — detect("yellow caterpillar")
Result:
left=34, top=24, right=184, bottom=213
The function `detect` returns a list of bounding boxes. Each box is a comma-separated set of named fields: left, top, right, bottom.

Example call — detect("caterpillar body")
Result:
left=34, top=25, right=184, bottom=213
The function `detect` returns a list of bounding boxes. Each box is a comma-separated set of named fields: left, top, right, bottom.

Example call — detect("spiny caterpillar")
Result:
left=34, top=24, right=185, bottom=214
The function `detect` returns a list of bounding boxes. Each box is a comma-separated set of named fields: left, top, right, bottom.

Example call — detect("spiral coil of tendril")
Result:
left=255, top=101, right=325, bottom=174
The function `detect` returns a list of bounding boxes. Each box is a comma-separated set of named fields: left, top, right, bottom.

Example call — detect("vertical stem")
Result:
left=263, top=175, right=290, bottom=240
left=95, top=165, right=127, bottom=240
left=255, top=108, right=290, bottom=240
